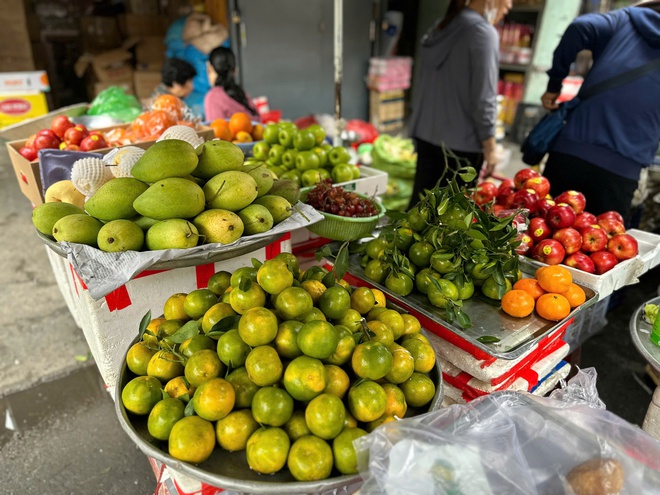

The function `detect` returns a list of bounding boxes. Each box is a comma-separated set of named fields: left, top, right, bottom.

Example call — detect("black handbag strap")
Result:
left=579, top=57, right=660, bottom=101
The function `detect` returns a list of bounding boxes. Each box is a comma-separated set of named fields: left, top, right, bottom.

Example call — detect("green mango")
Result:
left=97, top=219, right=145, bottom=252
left=203, top=171, right=258, bottom=211
left=52, top=214, right=103, bottom=246
left=253, top=195, right=293, bottom=224
left=84, top=178, right=149, bottom=221
left=32, top=202, right=85, bottom=237
left=146, top=219, right=199, bottom=250
left=131, top=140, right=199, bottom=183
left=133, top=178, right=205, bottom=220
left=193, top=140, right=244, bottom=179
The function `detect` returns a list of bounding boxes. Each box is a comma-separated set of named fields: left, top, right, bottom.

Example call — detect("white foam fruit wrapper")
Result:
left=156, top=125, right=205, bottom=148
left=70, top=157, right=114, bottom=198
left=103, top=146, right=146, bottom=178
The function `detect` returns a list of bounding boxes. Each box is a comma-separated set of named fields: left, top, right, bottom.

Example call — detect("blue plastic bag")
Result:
left=521, top=98, right=580, bottom=166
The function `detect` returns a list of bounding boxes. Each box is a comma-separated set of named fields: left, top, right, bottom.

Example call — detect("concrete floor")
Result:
left=0, top=140, right=657, bottom=494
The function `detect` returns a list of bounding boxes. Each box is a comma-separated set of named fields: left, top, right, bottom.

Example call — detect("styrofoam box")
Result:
left=520, top=229, right=660, bottom=300
left=47, top=237, right=291, bottom=397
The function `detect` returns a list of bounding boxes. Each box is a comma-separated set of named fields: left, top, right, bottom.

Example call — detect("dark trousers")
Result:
left=543, top=151, right=639, bottom=226
left=408, top=138, right=484, bottom=210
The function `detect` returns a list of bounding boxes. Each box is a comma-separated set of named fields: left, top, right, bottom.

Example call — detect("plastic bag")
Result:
left=87, top=87, right=141, bottom=123
left=354, top=368, right=660, bottom=495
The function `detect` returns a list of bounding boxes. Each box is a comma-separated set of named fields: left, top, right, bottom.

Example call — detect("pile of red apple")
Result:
left=18, top=116, right=108, bottom=161
left=472, top=168, right=639, bottom=275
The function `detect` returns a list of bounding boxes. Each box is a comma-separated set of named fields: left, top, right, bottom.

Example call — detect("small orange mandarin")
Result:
left=513, top=278, right=546, bottom=301
left=561, top=283, right=586, bottom=308
left=229, top=112, right=253, bottom=135
left=210, top=119, right=232, bottom=141
left=535, top=293, right=571, bottom=321
left=501, top=290, right=535, bottom=318
left=536, top=265, right=572, bottom=293
left=252, top=124, right=264, bottom=141
left=234, top=131, right=253, bottom=143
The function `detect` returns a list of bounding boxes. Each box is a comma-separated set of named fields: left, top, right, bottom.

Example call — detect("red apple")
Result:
left=512, top=188, right=540, bottom=214
left=536, top=198, right=556, bottom=219
left=573, top=212, right=598, bottom=232
left=555, top=190, right=586, bottom=214
left=18, top=146, right=37, bottom=161
left=61, top=144, right=81, bottom=151
left=37, top=128, right=59, bottom=140
left=552, top=227, right=582, bottom=255
left=474, top=182, right=498, bottom=205
left=25, top=133, right=37, bottom=149
left=546, top=203, right=576, bottom=230
left=564, top=252, right=596, bottom=274
left=581, top=226, right=609, bottom=253
left=33, top=133, right=61, bottom=151
left=64, top=125, right=89, bottom=146
left=51, top=115, right=74, bottom=139
left=532, top=239, right=566, bottom=265
left=496, top=187, right=516, bottom=207
left=597, top=218, right=626, bottom=238
left=529, top=217, right=552, bottom=243
left=79, top=134, right=108, bottom=151
left=597, top=211, right=625, bottom=226
left=498, top=178, right=515, bottom=192
left=590, top=251, right=619, bottom=275
left=514, top=233, right=534, bottom=255
left=523, top=176, right=551, bottom=198
left=607, top=233, right=638, bottom=261
left=514, top=168, right=541, bottom=190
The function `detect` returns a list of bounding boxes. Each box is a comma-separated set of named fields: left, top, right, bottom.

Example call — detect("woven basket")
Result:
left=301, top=191, right=385, bottom=241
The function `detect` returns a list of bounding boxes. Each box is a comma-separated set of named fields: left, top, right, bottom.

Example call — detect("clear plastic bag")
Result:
left=354, top=368, right=660, bottom=494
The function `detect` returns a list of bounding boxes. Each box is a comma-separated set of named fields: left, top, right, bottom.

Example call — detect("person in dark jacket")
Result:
left=407, top=0, right=511, bottom=209
left=150, top=58, right=197, bottom=100
left=541, top=1, right=660, bottom=222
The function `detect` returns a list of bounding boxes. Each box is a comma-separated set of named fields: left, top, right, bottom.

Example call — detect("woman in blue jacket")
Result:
left=541, top=1, right=660, bottom=222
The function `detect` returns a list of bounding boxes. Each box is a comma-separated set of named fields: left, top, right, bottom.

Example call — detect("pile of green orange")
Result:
left=120, top=253, right=437, bottom=482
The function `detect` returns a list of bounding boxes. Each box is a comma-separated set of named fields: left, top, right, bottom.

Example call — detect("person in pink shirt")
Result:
left=204, top=47, right=261, bottom=121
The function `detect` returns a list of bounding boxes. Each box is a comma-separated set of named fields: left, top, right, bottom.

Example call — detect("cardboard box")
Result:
left=369, top=89, right=405, bottom=131
left=0, top=0, right=34, bottom=71
left=75, top=49, right=134, bottom=84
left=0, top=71, right=50, bottom=93
left=135, top=36, right=166, bottom=71
left=133, top=70, right=161, bottom=100
left=7, top=124, right=214, bottom=206
left=119, top=14, right=170, bottom=38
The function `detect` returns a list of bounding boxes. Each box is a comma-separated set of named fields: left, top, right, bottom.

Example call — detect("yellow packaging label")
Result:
left=0, top=92, right=49, bottom=129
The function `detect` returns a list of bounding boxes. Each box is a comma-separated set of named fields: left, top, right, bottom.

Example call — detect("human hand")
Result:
left=483, top=149, right=498, bottom=177
left=541, top=92, right=560, bottom=110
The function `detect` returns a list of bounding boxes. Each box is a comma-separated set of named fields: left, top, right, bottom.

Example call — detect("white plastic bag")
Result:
left=354, top=368, right=660, bottom=495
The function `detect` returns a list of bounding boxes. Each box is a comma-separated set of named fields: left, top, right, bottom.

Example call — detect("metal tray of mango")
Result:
left=344, top=254, right=598, bottom=360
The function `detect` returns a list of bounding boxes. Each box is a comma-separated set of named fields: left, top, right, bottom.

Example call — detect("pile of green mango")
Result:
left=32, top=139, right=302, bottom=253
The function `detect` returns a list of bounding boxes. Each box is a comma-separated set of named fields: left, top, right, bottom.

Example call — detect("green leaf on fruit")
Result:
left=169, top=320, right=202, bottom=344
left=239, top=277, right=252, bottom=292
left=437, top=197, right=449, bottom=216
left=322, top=271, right=336, bottom=288
left=477, top=335, right=500, bottom=344
left=162, top=390, right=170, bottom=400
left=334, top=241, right=350, bottom=281
left=458, top=167, right=477, bottom=183
left=467, top=228, right=488, bottom=241
left=209, top=315, right=241, bottom=336
left=184, top=400, right=196, bottom=417
left=138, top=310, right=152, bottom=339
left=180, top=393, right=190, bottom=403
left=251, top=258, right=263, bottom=270
left=385, top=209, right=407, bottom=221
left=456, top=310, right=472, bottom=329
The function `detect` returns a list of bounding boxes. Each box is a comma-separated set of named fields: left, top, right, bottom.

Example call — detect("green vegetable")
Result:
left=645, top=303, right=659, bottom=325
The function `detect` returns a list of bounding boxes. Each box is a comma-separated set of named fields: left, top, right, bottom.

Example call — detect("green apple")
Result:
left=295, top=150, right=321, bottom=172
left=301, top=169, right=325, bottom=188
left=328, top=146, right=351, bottom=166
left=321, top=142, right=333, bottom=152
left=331, top=163, right=355, bottom=183
left=268, top=144, right=286, bottom=165
left=350, top=164, right=360, bottom=179
left=293, top=129, right=316, bottom=151
left=307, top=124, right=326, bottom=145
left=280, top=169, right=302, bottom=186
left=317, top=168, right=331, bottom=181
left=253, top=141, right=270, bottom=161
left=312, top=147, right=328, bottom=167
left=278, top=128, right=295, bottom=148
left=281, top=149, right=299, bottom=170
left=263, top=124, right=280, bottom=145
